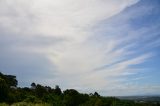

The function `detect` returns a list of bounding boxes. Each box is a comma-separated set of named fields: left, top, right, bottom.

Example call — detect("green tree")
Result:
left=0, top=72, right=17, bottom=87
left=94, top=92, right=100, bottom=97
left=35, top=84, right=47, bottom=98
left=63, top=89, right=88, bottom=106
left=31, top=82, right=36, bottom=89
left=0, top=77, right=9, bottom=102
left=54, top=85, right=62, bottom=95
left=5, top=75, right=17, bottom=87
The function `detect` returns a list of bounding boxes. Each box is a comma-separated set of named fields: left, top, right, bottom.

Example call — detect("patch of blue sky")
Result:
left=91, top=0, right=160, bottom=90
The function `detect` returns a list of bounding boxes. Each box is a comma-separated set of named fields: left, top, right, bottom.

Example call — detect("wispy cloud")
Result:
left=0, top=0, right=160, bottom=95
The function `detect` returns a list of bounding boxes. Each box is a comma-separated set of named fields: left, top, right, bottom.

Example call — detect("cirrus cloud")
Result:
left=0, top=0, right=160, bottom=95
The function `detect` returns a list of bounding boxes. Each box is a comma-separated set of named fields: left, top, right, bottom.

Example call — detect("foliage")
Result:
left=0, top=102, right=51, bottom=106
left=0, top=72, right=17, bottom=87
left=54, top=85, right=62, bottom=95
left=0, top=77, right=9, bottom=102
left=0, top=72, right=160, bottom=106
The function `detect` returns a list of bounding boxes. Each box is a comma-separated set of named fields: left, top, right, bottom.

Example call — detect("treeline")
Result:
left=0, top=72, right=160, bottom=106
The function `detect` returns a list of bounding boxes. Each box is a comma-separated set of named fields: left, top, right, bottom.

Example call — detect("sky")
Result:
left=0, top=0, right=160, bottom=96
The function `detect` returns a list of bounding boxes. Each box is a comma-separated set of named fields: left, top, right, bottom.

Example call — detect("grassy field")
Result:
left=0, top=102, right=51, bottom=106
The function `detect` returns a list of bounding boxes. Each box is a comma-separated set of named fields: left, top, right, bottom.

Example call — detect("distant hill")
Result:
left=118, top=96, right=160, bottom=102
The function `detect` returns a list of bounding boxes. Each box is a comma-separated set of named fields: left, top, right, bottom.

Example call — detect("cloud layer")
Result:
left=0, top=0, right=160, bottom=95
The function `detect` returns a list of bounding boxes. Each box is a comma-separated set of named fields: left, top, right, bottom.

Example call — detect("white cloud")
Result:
left=1, top=0, right=159, bottom=95
left=0, top=0, right=139, bottom=40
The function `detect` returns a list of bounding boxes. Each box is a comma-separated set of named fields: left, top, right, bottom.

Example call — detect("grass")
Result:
left=0, top=102, right=51, bottom=106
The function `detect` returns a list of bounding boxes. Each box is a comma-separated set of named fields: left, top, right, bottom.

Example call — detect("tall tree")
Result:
left=0, top=72, right=18, bottom=87
left=0, top=77, right=9, bottom=102
left=31, top=82, right=36, bottom=89
left=35, top=84, right=47, bottom=98
left=54, top=85, right=62, bottom=95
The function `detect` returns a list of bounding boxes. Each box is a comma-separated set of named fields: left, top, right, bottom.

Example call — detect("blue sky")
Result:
left=0, top=0, right=160, bottom=96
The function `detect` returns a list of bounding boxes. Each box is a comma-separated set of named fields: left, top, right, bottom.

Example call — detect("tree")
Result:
left=0, top=72, right=17, bottom=87
left=31, top=82, right=36, bottom=89
left=54, top=85, right=62, bottom=95
left=0, top=77, right=9, bottom=102
left=94, top=92, right=100, bottom=97
left=63, top=89, right=88, bottom=106
left=35, top=84, right=47, bottom=98
left=5, top=75, right=18, bottom=87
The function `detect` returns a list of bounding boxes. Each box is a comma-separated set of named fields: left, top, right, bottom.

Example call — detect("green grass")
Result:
left=0, top=103, right=8, bottom=106
left=0, top=102, right=51, bottom=106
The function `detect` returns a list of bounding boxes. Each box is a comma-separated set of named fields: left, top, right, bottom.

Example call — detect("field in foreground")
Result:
left=0, top=102, right=51, bottom=106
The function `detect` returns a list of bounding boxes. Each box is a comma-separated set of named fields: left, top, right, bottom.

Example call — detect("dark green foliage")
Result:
left=0, top=72, right=17, bottom=87
left=23, top=95, right=40, bottom=103
left=0, top=72, right=160, bottom=106
left=35, top=84, right=47, bottom=98
left=0, top=77, right=9, bottom=102
left=54, top=85, right=62, bottom=95
left=63, top=89, right=89, bottom=106
left=5, top=75, right=17, bottom=87
left=43, top=94, right=64, bottom=106
left=94, top=92, right=100, bottom=97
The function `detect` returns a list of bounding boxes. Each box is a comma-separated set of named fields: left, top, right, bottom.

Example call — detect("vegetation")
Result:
left=0, top=72, right=160, bottom=106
